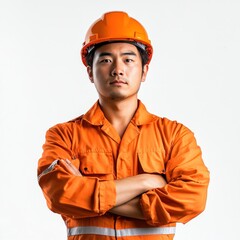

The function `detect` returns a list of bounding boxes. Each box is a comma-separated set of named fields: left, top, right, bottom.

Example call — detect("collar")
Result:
left=82, top=100, right=158, bottom=126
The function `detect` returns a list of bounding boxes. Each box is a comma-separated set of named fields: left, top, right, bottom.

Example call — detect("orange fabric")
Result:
left=38, top=100, right=210, bottom=239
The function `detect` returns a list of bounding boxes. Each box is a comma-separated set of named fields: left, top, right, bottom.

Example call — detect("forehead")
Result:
left=94, top=42, right=139, bottom=56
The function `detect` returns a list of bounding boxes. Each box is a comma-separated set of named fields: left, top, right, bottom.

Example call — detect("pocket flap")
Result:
left=80, top=152, right=113, bottom=175
left=138, top=150, right=165, bottom=174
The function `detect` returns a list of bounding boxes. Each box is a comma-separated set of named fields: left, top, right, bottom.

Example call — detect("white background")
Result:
left=1, top=0, right=239, bottom=239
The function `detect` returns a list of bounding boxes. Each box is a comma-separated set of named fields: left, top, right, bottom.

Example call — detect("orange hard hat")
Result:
left=81, top=11, right=153, bottom=66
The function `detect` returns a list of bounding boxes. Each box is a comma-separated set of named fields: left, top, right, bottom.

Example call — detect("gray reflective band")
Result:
left=38, top=159, right=59, bottom=181
left=68, top=226, right=116, bottom=237
left=117, top=227, right=176, bottom=236
left=68, top=226, right=176, bottom=237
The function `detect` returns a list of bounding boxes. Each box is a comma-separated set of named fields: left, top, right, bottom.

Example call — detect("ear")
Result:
left=141, top=64, right=149, bottom=82
left=87, top=66, right=94, bottom=83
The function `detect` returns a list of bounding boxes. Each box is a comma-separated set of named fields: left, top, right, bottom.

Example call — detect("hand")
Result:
left=59, top=159, right=82, bottom=176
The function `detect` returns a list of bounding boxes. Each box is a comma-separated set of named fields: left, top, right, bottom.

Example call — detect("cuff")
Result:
left=99, top=180, right=116, bottom=213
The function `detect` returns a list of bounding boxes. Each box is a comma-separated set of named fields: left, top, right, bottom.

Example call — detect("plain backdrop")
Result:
left=1, top=0, right=240, bottom=239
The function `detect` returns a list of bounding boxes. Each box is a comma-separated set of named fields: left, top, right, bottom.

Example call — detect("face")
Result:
left=87, top=42, right=148, bottom=102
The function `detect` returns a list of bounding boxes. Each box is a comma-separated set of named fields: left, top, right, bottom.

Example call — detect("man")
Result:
left=38, top=11, right=210, bottom=240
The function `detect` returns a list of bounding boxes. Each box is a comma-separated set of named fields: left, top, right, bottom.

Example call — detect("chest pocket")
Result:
left=79, top=152, right=114, bottom=180
left=138, top=150, right=166, bottom=174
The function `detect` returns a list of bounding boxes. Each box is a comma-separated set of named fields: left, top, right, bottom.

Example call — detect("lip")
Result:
left=110, top=79, right=127, bottom=85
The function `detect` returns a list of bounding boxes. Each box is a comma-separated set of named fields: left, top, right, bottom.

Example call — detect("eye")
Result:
left=99, top=58, right=112, bottom=64
left=125, top=58, right=134, bottom=63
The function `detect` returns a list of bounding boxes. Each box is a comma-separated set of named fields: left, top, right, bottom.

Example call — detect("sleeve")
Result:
left=37, top=123, right=116, bottom=218
left=140, top=123, right=210, bottom=226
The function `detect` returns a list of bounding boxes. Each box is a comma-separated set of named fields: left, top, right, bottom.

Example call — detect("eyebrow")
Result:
left=98, top=51, right=137, bottom=58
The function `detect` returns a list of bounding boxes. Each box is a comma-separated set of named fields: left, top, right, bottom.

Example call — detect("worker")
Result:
left=37, top=11, right=210, bottom=240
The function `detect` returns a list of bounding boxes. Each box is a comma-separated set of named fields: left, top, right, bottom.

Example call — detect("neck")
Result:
left=99, top=97, right=139, bottom=137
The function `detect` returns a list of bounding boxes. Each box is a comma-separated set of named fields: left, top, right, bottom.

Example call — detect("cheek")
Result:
left=130, top=67, right=144, bottom=81
left=92, top=69, right=108, bottom=90
left=93, top=67, right=107, bottom=80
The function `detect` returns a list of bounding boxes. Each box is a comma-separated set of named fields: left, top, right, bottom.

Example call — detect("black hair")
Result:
left=86, top=42, right=149, bottom=68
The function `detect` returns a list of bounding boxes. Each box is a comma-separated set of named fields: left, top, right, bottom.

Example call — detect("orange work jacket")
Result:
left=38, top=100, right=210, bottom=240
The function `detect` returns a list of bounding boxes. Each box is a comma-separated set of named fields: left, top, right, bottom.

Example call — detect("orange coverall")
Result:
left=38, top=101, right=210, bottom=240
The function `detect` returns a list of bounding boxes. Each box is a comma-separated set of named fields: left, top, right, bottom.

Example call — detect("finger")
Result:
left=65, top=159, right=82, bottom=176
left=59, top=159, right=71, bottom=173
left=66, top=159, right=82, bottom=176
left=59, top=159, right=82, bottom=176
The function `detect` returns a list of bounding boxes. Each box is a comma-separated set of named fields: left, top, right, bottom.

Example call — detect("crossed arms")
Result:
left=59, top=159, right=167, bottom=220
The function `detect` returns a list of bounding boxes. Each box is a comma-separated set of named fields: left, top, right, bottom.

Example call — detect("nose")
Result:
left=111, top=60, right=124, bottom=76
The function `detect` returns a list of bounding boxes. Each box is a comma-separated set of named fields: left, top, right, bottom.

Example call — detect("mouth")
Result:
left=110, top=79, right=127, bottom=85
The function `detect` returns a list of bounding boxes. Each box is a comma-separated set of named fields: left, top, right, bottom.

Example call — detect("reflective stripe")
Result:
left=117, top=227, right=176, bottom=236
left=68, top=226, right=116, bottom=237
left=38, top=159, right=59, bottom=181
left=68, top=226, right=176, bottom=237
